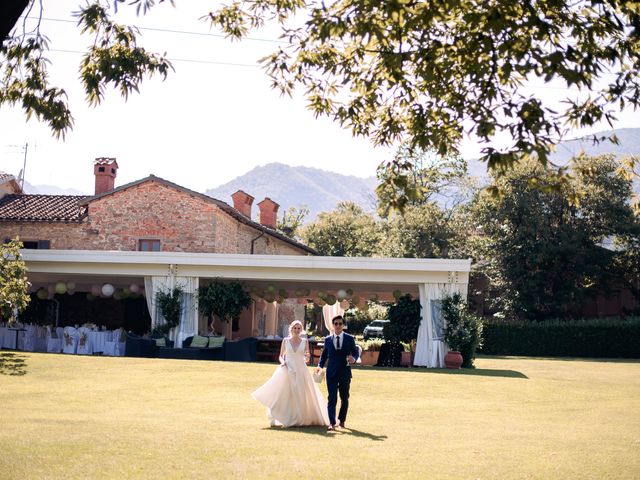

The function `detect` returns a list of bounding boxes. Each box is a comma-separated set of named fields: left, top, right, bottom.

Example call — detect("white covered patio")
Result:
left=21, top=250, right=471, bottom=367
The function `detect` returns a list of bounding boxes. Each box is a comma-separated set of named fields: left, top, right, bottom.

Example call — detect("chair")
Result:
left=21, top=324, right=38, bottom=352
left=46, top=326, right=62, bottom=353
left=62, top=326, right=79, bottom=354
left=76, top=327, right=94, bottom=355
left=103, top=328, right=126, bottom=356
left=35, top=326, right=48, bottom=352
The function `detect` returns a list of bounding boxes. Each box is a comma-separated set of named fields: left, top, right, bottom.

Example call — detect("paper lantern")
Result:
left=86, top=293, right=96, bottom=301
left=101, top=283, right=115, bottom=297
left=91, top=285, right=102, bottom=296
left=336, top=289, right=347, bottom=300
left=278, top=289, right=289, bottom=299
left=369, top=293, right=379, bottom=302
left=36, top=288, right=48, bottom=300
left=346, top=288, right=354, bottom=297
left=113, top=289, right=123, bottom=300
left=266, top=284, right=276, bottom=294
left=340, top=300, right=350, bottom=309
left=325, top=294, right=337, bottom=306
left=351, top=296, right=361, bottom=307
left=66, top=281, right=76, bottom=291
left=55, top=282, right=67, bottom=295
left=393, top=289, right=402, bottom=300
left=129, top=284, right=140, bottom=294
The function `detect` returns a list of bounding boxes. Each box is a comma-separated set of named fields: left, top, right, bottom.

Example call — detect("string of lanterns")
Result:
left=33, top=282, right=144, bottom=301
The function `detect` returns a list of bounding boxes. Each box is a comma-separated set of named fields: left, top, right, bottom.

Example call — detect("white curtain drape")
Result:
left=174, top=276, right=198, bottom=348
left=144, top=275, right=199, bottom=348
left=144, top=276, right=170, bottom=331
left=322, top=302, right=346, bottom=333
left=414, top=282, right=466, bottom=368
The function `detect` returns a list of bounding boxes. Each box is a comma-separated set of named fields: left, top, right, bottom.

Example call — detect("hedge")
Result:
left=479, top=317, right=640, bottom=358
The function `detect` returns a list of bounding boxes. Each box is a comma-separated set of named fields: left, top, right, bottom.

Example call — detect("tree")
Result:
left=198, top=279, right=252, bottom=332
left=0, top=239, right=31, bottom=325
left=208, top=0, right=640, bottom=174
left=276, top=205, right=309, bottom=240
left=376, top=144, right=470, bottom=217
left=471, top=154, right=639, bottom=319
left=380, top=202, right=468, bottom=259
left=300, top=201, right=381, bottom=257
left=1, top=1, right=172, bottom=137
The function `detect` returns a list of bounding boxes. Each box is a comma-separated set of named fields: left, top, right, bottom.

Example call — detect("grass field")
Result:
left=0, top=352, right=639, bottom=479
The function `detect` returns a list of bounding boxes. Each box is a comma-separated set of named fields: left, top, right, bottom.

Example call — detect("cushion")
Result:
left=208, top=336, right=225, bottom=349
left=155, top=337, right=166, bottom=347
left=190, top=335, right=209, bottom=348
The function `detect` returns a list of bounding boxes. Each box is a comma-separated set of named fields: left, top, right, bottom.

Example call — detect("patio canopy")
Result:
left=21, top=250, right=471, bottom=367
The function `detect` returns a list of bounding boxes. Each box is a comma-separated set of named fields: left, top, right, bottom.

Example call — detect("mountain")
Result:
left=468, top=128, right=640, bottom=176
left=21, top=180, right=86, bottom=195
left=206, top=163, right=379, bottom=220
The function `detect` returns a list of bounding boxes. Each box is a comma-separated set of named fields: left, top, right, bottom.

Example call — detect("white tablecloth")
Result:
left=87, top=331, right=111, bottom=353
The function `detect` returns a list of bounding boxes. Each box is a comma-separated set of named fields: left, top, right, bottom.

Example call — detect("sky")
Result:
left=1, top=1, right=639, bottom=195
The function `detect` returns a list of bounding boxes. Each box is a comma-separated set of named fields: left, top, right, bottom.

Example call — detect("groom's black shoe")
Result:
left=327, top=425, right=336, bottom=431
left=339, top=421, right=345, bottom=428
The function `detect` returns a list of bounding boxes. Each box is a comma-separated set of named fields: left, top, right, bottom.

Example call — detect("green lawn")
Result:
left=0, top=353, right=638, bottom=479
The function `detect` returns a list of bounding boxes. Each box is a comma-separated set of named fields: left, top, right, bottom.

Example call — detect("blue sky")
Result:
left=1, top=1, right=638, bottom=194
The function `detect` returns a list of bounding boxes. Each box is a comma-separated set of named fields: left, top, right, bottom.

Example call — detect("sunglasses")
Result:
left=333, top=322, right=343, bottom=326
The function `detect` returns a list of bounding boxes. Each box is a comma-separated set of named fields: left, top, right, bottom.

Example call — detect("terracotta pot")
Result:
left=359, top=350, right=379, bottom=366
left=444, top=350, right=463, bottom=369
left=400, top=350, right=414, bottom=367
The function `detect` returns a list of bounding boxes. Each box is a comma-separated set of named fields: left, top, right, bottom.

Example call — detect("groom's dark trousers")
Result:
left=319, top=333, right=359, bottom=426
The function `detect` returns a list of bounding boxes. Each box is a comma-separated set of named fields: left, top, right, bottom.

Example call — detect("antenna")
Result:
left=20, top=142, right=28, bottom=190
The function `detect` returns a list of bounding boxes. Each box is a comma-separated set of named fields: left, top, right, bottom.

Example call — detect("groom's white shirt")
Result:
left=333, top=332, right=344, bottom=349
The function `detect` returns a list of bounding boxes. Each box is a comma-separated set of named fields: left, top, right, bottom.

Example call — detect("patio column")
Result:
left=265, top=301, right=277, bottom=336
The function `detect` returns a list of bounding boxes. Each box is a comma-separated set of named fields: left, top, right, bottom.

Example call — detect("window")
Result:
left=139, top=239, right=161, bottom=252
left=430, top=300, right=444, bottom=340
left=5, top=239, right=50, bottom=249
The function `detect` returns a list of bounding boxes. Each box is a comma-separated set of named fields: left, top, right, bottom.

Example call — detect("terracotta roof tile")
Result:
left=0, top=194, right=89, bottom=222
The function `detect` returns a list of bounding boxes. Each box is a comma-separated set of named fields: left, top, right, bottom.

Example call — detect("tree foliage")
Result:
left=154, top=284, right=183, bottom=335
left=208, top=0, right=640, bottom=173
left=376, top=145, right=470, bottom=217
left=276, top=205, right=309, bottom=240
left=198, top=279, right=252, bottom=324
left=471, top=154, right=639, bottom=319
left=0, top=239, right=31, bottom=325
left=300, top=201, right=381, bottom=256
left=1, top=1, right=172, bottom=138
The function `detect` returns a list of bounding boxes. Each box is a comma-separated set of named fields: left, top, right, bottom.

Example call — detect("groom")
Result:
left=316, top=315, right=359, bottom=431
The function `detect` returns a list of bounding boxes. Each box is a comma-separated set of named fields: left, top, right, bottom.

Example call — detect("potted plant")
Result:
left=442, top=292, right=484, bottom=368
left=380, top=294, right=421, bottom=367
left=357, top=338, right=384, bottom=365
left=198, top=279, right=252, bottom=338
left=154, top=284, right=184, bottom=339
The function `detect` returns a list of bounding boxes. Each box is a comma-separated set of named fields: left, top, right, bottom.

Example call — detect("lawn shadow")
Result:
left=262, top=425, right=387, bottom=441
left=0, top=351, right=28, bottom=376
left=358, top=366, right=528, bottom=379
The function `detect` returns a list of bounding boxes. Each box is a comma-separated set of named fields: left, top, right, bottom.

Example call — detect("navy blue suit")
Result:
left=318, top=333, right=359, bottom=426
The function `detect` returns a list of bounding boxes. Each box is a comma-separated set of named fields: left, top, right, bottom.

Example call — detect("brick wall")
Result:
left=0, top=179, right=308, bottom=255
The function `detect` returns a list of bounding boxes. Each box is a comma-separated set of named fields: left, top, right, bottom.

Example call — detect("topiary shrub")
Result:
left=442, top=292, right=484, bottom=368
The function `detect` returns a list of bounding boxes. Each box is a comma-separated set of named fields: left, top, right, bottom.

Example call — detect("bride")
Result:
left=252, top=320, right=329, bottom=427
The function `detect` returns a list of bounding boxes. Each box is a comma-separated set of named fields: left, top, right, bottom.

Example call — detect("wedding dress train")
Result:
left=252, top=338, right=329, bottom=427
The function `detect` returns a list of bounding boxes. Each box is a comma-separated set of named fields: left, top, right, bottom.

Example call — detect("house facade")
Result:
left=0, top=158, right=314, bottom=256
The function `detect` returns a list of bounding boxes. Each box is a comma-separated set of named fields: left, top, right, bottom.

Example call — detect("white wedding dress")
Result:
left=252, top=338, right=330, bottom=427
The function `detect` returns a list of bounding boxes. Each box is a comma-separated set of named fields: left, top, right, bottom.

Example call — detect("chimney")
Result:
left=257, top=197, right=280, bottom=229
left=231, top=190, right=255, bottom=218
left=94, top=157, right=118, bottom=195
